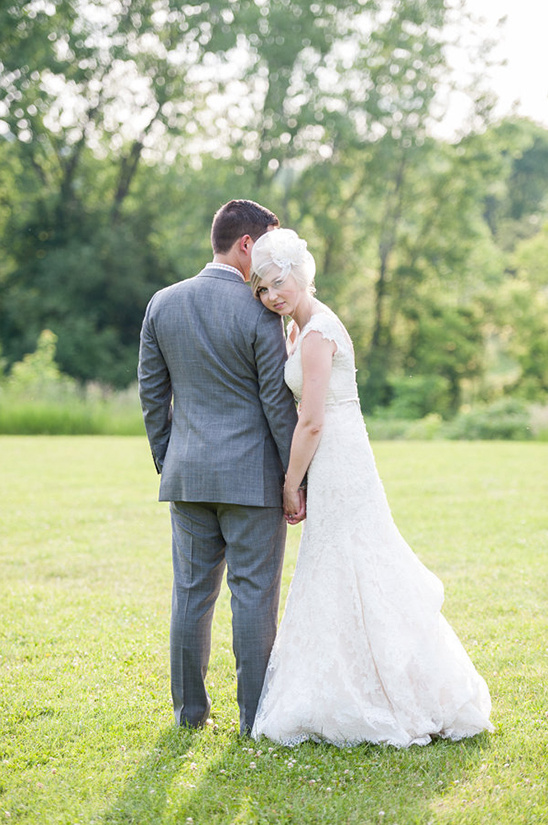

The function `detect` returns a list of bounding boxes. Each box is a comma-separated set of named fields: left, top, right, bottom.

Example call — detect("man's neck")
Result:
left=213, top=253, right=247, bottom=281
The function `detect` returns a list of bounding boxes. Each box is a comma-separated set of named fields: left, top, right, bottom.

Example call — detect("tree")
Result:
left=481, top=119, right=548, bottom=250
left=492, top=226, right=548, bottom=400
left=235, top=0, right=493, bottom=411
left=0, top=0, right=249, bottom=384
left=3, top=0, right=545, bottom=411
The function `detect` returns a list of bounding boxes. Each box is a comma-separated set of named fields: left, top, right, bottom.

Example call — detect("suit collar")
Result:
left=199, top=263, right=247, bottom=283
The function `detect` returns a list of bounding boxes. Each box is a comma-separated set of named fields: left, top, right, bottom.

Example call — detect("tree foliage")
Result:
left=0, top=0, right=547, bottom=411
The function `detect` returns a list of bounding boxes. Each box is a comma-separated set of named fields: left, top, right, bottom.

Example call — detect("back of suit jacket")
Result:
left=138, top=266, right=298, bottom=507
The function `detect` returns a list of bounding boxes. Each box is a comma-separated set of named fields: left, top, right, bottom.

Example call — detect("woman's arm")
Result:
left=284, top=330, right=336, bottom=519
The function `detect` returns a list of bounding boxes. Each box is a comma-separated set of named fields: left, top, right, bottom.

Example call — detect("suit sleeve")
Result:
left=138, top=297, right=173, bottom=473
left=254, top=308, right=298, bottom=471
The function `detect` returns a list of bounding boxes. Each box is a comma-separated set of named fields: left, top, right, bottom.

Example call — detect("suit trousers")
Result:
left=169, top=500, right=287, bottom=734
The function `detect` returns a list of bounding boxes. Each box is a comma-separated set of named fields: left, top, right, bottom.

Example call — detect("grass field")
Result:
left=0, top=437, right=547, bottom=824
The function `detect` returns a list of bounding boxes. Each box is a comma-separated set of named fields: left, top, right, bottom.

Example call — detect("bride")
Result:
left=248, top=228, right=494, bottom=748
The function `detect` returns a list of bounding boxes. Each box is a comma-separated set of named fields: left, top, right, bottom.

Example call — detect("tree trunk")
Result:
left=364, top=151, right=407, bottom=411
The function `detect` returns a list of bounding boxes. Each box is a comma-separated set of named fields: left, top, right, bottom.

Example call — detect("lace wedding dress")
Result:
left=252, top=310, right=494, bottom=748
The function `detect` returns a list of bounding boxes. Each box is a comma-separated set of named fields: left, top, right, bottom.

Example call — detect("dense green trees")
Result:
left=0, top=0, right=547, bottom=416
left=0, top=0, right=250, bottom=383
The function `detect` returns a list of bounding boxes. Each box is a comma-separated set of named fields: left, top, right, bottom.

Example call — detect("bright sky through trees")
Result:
left=439, top=0, right=548, bottom=136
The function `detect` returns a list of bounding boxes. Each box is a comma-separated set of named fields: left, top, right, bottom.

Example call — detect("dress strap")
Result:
left=301, top=312, right=346, bottom=350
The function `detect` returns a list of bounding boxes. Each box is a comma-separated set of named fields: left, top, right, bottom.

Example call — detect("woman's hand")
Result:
left=284, top=484, right=306, bottom=524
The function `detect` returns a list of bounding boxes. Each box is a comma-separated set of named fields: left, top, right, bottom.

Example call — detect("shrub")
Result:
left=529, top=403, right=548, bottom=441
left=405, top=413, right=444, bottom=440
left=0, top=331, right=144, bottom=435
left=384, top=374, right=452, bottom=420
left=365, top=417, right=412, bottom=440
left=366, top=413, right=444, bottom=441
left=5, top=329, right=79, bottom=402
left=444, top=397, right=533, bottom=441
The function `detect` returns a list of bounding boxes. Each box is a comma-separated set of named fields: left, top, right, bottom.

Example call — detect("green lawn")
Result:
left=0, top=437, right=546, bottom=824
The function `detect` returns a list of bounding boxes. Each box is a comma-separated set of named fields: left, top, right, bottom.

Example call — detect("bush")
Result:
left=444, top=398, right=533, bottom=441
left=0, top=395, right=145, bottom=436
left=367, top=400, right=539, bottom=441
left=4, top=329, right=79, bottom=402
left=0, top=331, right=145, bottom=435
left=384, top=374, right=452, bottom=420
left=365, top=417, right=411, bottom=440
left=366, top=413, right=444, bottom=441
left=529, top=403, right=548, bottom=441
left=404, top=413, right=444, bottom=440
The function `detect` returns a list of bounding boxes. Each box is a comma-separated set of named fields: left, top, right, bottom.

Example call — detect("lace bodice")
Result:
left=284, top=311, right=359, bottom=406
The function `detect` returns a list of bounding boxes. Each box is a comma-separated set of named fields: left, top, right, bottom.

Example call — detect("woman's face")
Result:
left=256, top=271, right=302, bottom=316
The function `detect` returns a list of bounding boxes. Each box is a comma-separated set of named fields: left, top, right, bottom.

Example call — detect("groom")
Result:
left=138, top=199, right=300, bottom=734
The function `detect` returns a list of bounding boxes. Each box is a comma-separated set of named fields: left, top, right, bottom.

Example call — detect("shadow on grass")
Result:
left=100, top=725, right=492, bottom=825
left=100, top=725, right=201, bottom=824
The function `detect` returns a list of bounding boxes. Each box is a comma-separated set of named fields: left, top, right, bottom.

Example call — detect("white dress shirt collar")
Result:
left=204, top=262, right=245, bottom=281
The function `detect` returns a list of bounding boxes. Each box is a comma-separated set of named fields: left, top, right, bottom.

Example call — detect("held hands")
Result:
left=283, top=483, right=306, bottom=525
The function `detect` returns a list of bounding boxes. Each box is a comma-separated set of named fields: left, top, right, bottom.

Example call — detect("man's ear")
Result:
left=240, top=234, right=252, bottom=252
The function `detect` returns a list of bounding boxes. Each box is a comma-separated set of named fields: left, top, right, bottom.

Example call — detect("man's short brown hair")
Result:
left=211, top=199, right=279, bottom=254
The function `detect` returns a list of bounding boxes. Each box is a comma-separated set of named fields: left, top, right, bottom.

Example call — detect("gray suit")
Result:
left=138, top=265, right=297, bottom=732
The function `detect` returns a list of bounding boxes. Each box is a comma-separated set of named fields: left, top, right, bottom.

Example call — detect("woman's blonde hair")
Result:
left=251, top=228, right=316, bottom=296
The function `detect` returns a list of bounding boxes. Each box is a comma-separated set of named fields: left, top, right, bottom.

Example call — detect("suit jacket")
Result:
left=138, top=266, right=298, bottom=507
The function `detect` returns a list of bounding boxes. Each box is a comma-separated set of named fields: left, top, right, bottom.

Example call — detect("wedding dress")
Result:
left=251, top=310, right=494, bottom=748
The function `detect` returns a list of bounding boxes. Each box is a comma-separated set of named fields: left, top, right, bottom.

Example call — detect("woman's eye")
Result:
left=274, top=279, right=284, bottom=287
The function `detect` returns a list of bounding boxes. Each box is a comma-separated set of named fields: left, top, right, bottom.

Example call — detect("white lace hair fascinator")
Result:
left=251, top=228, right=316, bottom=294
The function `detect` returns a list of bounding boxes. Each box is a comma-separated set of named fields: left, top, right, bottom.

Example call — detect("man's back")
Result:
left=138, top=265, right=297, bottom=506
